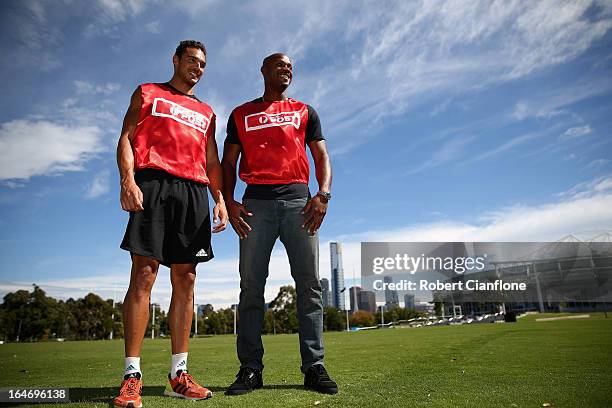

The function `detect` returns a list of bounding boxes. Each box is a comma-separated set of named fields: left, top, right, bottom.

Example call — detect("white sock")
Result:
left=170, top=352, right=188, bottom=379
left=124, top=356, right=141, bottom=378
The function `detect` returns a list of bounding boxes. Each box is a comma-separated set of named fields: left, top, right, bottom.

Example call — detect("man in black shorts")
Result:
left=114, top=40, right=227, bottom=407
left=222, top=53, right=337, bottom=395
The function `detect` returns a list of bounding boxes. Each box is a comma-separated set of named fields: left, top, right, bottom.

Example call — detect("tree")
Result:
left=263, top=309, right=275, bottom=334
left=350, top=310, right=375, bottom=327
left=435, top=302, right=443, bottom=317
left=269, top=285, right=298, bottom=333
left=323, top=307, right=344, bottom=331
left=66, top=293, right=114, bottom=340
left=112, top=301, right=124, bottom=339
left=0, top=285, right=64, bottom=342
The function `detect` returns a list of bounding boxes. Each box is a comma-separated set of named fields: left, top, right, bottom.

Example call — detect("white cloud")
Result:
left=86, top=169, right=111, bottom=199
left=204, top=91, right=230, bottom=142
left=144, top=20, right=160, bottom=33
left=171, top=0, right=219, bottom=14
left=510, top=77, right=612, bottom=122
left=83, top=0, right=150, bottom=38
left=462, top=125, right=561, bottom=165
left=23, top=0, right=46, bottom=23
left=5, top=1, right=63, bottom=71
left=405, top=135, right=475, bottom=175
left=74, top=80, right=121, bottom=95
left=95, top=0, right=149, bottom=23
left=588, top=159, right=610, bottom=168
left=0, top=120, right=105, bottom=180
left=0, top=180, right=27, bottom=189
left=275, top=0, right=612, bottom=152
left=560, top=175, right=612, bottom=199
left=561, top=125, right=592, bottom=140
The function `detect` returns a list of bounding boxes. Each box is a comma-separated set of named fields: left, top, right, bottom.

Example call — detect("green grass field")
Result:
left=1, top=313, right=611, bottom=408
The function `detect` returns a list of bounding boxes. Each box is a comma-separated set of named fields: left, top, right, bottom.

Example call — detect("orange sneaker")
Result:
left=164, top=370, right=212, bottom=400
left=113, top=374, right=143, bottom=408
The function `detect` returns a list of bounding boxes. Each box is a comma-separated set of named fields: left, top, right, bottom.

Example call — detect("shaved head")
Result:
left=262, top=53, right=290, bottom=68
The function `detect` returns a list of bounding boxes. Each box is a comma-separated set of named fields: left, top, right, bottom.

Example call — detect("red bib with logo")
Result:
left=232, top=98, right=310, bottom=184
left=132, top=83, right=215, bottom=184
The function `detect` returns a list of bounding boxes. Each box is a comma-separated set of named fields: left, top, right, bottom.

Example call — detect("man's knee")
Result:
left=295, top=277, right=322, bottom=294
left=128, top=255, right=159, bottom=295
left=170, top=264, right=196, bottom=293
left=239, top=283, right=266, bottom=307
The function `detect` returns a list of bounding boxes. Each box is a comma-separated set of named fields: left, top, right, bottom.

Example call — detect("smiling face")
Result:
left=173, top=47, right=206, bottom=86
left=261, top=53, right=293, bottom=92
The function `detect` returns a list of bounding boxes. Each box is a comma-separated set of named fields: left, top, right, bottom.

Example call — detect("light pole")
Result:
left=380, top=304, right=384, bottom=326
left=345, top=309, right=350, bottom=332
left=151, top=303, right=155, bottom=339
left=232, top=305, right=237, bottom=335
left=194, top=304, right=198, bottom=336
left=110, top=286, right=116, bottom=340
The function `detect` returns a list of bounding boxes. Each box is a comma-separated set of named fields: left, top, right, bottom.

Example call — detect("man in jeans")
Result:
left=221, top=53, right=337, bottom=395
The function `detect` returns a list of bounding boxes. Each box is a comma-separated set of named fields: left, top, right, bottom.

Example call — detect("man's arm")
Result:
left=205, top=118, right=228, bottom=233
left=309, top=139, right=332, bottom=194
left=302, top=139, right=332, bottom=234
left=117, top=87, right=144, bottom=212
left=221, top=141, right=253, bottom=239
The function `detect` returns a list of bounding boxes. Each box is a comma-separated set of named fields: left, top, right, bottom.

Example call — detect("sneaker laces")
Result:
left=121, top=378, right=142, bottom=396
left=314, top=365, right=331, bottom=381
left=179, top=371, right=201, bottom=389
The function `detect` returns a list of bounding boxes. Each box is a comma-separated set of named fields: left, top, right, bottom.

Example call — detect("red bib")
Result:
left=232, top=98, right=310, bottom=185
left=132, top=83, right=215, bottom=184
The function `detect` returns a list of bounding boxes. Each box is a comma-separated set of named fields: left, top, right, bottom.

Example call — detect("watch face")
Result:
left=319, top=192, right=331, bottom=200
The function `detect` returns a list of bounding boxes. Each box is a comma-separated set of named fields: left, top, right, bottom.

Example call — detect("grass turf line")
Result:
left=1, top=313, right=611, bottom=407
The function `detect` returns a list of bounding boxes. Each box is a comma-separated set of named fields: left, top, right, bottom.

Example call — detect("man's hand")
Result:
left=302, top=195, right=328, bottom=235
left=120, top=180, right=144, bottom=212
left=228, top=200, right=253, bottom=239
left=212, top=201, right=229, bottom=233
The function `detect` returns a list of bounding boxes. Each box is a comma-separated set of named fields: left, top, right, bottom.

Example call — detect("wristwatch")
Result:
left=316, top=191, right=332, bottom=201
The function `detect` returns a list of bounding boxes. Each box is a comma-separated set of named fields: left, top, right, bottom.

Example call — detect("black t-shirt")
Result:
left=225, top=98, right=325, bottom=200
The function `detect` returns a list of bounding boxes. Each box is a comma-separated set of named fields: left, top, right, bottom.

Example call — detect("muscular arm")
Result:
left=308, top=139, right=332, bottom=194
left=117, top=87, right=144, bottom=212
left=205, top=119, right=224, bottom=203
left=302, top=139, right=332, bottom=234
left=221, top=143, right=241, bottom=204
left=205, top=119, right=228, bottom=232
left=221, top=142, right=252, bottom=239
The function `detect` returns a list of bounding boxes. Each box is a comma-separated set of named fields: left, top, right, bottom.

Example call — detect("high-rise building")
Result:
left=404, top=294, right=415, bottom=309
left=320, top=278, right=332, bottom=308
left=358, top=290, right=376, bottom=313
left=349, top=286, right=361, bottom=313
left=384, top=276, right=399, bottom=309
left=330, top=242, right=345, bottom=310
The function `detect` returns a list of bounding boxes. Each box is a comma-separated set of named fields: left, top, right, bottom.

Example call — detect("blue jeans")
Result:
left=237, top=197, right=325, bottom=373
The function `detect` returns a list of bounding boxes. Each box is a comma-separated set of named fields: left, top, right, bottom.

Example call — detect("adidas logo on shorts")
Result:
left=196, top=249, right=207, bottom=257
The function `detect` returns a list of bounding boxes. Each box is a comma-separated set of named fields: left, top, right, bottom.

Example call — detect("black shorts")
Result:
left=120, top=169, right=214, bottom=266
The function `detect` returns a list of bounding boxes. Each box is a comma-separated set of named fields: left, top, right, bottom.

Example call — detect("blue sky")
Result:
left=1, top=0, right=612, bottom=311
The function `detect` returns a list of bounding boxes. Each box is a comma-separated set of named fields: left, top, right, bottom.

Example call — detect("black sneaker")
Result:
left=225, top=367, right=263, bottom=395
left=304, top=364, right=338, bottom=394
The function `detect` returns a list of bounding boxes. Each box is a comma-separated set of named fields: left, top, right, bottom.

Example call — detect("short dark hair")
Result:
left=175, top=40, right=207, bottom=58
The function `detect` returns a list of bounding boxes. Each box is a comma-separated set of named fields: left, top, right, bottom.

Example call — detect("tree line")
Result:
left=0, top=285, right=424, bottom=342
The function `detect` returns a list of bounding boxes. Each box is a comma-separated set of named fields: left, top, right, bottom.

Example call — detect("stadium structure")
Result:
left=433, top=233, right=612, bottom=316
